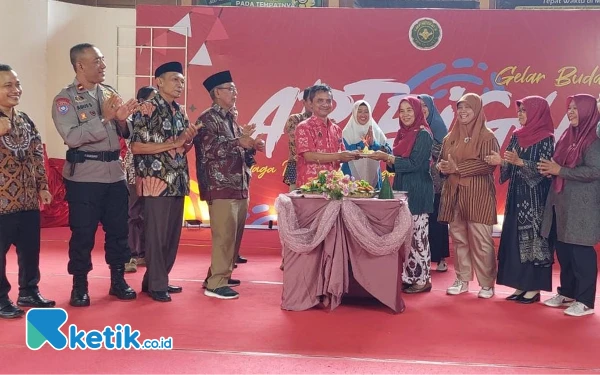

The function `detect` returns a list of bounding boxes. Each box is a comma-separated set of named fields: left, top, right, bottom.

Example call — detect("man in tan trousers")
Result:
left=193, top=71, right=264, bottom=299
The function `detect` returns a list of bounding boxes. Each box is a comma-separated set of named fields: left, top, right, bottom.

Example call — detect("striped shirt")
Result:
left=438, top=136, right=499, bottom=225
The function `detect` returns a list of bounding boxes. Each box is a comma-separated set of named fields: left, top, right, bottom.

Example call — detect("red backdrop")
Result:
left=135, top=5, right=600, bottom=226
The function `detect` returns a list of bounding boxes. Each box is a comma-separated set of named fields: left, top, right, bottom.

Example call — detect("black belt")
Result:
left=66, top=149, right=120, bottom=164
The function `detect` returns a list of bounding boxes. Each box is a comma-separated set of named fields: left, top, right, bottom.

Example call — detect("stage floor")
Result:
left=1, top=227, right=599, bottom=374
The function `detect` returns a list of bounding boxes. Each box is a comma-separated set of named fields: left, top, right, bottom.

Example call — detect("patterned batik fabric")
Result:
left=402, top=214, right=431, bottom=285
left=131, top=93, right=190, bottom=197
left=295, top=115, right=345, bottom=187
left=0, top=111, right=48, bottom=215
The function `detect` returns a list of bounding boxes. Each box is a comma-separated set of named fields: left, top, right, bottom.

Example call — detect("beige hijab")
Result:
left=441, top=93, right=495, bottom=186
left=442, top=93, right=494, bottom=162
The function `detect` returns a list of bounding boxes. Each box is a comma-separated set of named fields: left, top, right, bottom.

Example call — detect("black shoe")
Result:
left=505, top=291, right=526, bottom=301
left=141, top=284, right=182, bottom=294
left=149, top=291, right=171, bottom=302
left=236, top=256, right=248, bottom=264
left=517, top=292, right=541, bottom=304
left=70, top=275, right=90, bottom=307
left=0, top=301, right=24, bottom=319
left=17, top=292, right=56, bottom=308
left=109, top=265, right=137, bottom=300
left=203, top=279, right=240, bottom=289
left=167, top=285, right=182, bottom=293
left=204, top=286, right=239, bottom=299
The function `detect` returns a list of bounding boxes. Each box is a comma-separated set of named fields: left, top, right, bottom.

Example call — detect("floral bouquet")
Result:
left=299, top=170, right=375, bottom=200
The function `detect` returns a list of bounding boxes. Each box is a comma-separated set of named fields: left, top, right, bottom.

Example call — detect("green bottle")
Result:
left=378, top=175, right=394, bottom=199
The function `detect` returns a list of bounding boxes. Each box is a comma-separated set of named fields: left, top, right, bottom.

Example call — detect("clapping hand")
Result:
left=116, top=99, right=138, bottom=121
left=537, top=158, right=561, bottom=176
left=504, top=149, right=524, bottom=166
left=362, top=126, right=374, bottom=146
left=138, top=101, right=155, bottom=117
left=438, top=154, right=458, bottom=174
left=484, top=150, right=503, bottom=166
left=254, top=138, right=266, bottom=152
left=101, top=95, right=120, bottom=122
left=240, top=123, right=256, bottom=137
left=174, top=123, right=203, bottom=148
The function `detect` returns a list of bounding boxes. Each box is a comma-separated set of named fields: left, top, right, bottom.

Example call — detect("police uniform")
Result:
left=52, top=79, right=136, bottom=307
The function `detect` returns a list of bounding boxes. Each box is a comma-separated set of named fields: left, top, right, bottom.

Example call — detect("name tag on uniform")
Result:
left=76, top=103, right=93, bottom=111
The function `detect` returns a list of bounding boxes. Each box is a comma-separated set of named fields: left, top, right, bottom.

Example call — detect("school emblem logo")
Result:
left=409, top=18, right=442, bottom=51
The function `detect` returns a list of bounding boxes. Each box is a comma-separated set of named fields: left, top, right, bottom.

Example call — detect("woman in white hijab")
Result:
left=341, top=100, right=391, bottom=189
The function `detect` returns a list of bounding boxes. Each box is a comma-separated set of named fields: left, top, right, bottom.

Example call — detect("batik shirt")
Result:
left=0, top=110, right=48, bottom=215
left=132, top=93, right=190, bottom=197
left=193, top=104, right=254, bottom=202
left=295, top=115, right=345, bottom=187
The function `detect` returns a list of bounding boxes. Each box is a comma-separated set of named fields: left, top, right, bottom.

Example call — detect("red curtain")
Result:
left=40, top=145, right=69, bottom=228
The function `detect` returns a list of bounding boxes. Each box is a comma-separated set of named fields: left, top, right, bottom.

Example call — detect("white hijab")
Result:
left=342, top=100, right=388, bottom=146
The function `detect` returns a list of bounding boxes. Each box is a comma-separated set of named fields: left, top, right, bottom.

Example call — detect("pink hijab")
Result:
left=513, top=96, right=555, bottom=149
left=552, top=94, right=600, bottom=193
left=392, top=96, right=431, bottom=157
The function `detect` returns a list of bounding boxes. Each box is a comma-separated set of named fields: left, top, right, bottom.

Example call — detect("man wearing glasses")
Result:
left=193, top=71, right=260, bottom=299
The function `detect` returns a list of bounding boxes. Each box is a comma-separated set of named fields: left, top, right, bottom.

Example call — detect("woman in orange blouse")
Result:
left=436, top=93, right=499, bottom=299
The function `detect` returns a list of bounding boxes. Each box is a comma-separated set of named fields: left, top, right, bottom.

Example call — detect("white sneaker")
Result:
left=543, top=294, right=575, bottom=308
left=436, top=260, right=448, bottom=272
left=446, top=279, right=468, bottom=295
left=564, top=302, right=595, bottom=317
left=478, top=287, right=494, bottom=299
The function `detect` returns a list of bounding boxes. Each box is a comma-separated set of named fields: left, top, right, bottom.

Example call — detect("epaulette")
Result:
left=101, top=83, right=118, bottom=94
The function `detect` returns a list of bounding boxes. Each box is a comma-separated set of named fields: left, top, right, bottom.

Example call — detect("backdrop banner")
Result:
left=136, top=5, right=600, bottom=226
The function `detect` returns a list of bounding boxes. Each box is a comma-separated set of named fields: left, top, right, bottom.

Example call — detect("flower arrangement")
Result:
left=299, top=170, right=375, bottom=200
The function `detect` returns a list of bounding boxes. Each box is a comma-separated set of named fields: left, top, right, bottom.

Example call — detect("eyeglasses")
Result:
left=217, top=86, right=237, bottom=93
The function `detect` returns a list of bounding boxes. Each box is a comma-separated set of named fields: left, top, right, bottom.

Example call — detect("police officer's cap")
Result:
left=203, top=70, right=233, bottom=93
left=154, top=61, right=183, bottom=78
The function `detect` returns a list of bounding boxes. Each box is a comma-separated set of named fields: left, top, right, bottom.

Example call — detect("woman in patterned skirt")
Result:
left=486, top=96, right=555, bottom=304
left=368, top=96, right=434, bottom=293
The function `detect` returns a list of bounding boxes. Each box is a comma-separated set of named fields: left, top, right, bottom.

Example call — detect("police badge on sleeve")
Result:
left=56, top=98, right=71, bottom=115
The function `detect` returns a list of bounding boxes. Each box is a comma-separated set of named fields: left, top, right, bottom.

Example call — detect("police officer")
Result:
left=52, top=43, right=138, bottom=307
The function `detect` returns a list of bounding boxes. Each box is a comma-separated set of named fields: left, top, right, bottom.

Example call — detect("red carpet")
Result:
left=2, top=227, right=600, bottom=374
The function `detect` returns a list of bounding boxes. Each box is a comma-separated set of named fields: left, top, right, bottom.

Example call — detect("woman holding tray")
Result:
left=367, top=96, right=434, bottom=293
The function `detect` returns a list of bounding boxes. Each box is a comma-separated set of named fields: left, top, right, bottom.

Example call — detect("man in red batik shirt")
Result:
left=295, top=84, right=359, bottom=187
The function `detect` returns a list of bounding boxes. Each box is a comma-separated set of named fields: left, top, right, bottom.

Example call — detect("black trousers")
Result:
left=65, top=180, right=131, bottom=276
left=0, top=210, right=41, bottom=303
left=555, top=241, right=598, bottom=309
left=142, top=197, right=184, bottom=292
left=127, top=183, right=145, bottom=258
left=429, top=193, right=449, bottom=262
